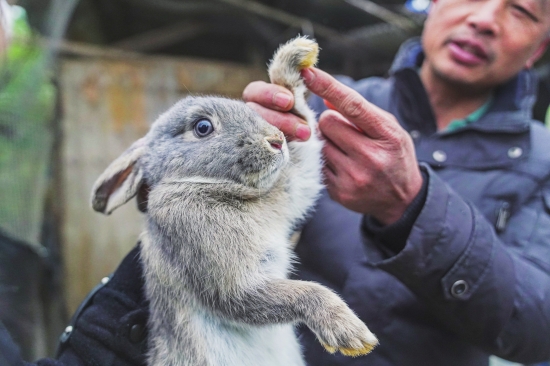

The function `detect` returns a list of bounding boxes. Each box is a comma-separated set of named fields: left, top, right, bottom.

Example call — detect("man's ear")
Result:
left=526, top=37, right=550, bottom=69
left=91, top=138, right=147, bottom=215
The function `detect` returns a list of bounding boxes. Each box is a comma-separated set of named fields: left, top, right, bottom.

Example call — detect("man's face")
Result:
left=422, top=0, right=550, bottom=90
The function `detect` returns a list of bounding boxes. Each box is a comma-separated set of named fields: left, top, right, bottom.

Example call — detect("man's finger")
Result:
left=243, top=81, right=295, bottom=112
left=246, top=102, right=311, bottom=141
left=322, top=138, right=350, bottom=175
left=301, top=68, right=399, bottom=139
left=319, top=110, right=366, bottom=158
left=322, top=165, right=337, bottom=188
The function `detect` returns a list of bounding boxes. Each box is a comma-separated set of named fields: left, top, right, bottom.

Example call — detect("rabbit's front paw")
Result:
left=311, top=304, right=378, bottom=357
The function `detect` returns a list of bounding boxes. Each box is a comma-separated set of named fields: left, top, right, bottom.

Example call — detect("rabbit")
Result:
left=91, top=36, right=378, bottom=366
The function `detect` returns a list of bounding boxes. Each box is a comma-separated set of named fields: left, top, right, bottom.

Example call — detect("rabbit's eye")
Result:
left=194, top=119, right=214, bottom=137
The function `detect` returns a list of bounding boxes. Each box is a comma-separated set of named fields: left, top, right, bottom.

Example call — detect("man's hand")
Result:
left=242, top=81, right=312, bottom=141
left=301, top=67, right=423, bottom=225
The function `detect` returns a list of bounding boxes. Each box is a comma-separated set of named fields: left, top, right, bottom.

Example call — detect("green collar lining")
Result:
left=446, top=95, right=494, bottom=132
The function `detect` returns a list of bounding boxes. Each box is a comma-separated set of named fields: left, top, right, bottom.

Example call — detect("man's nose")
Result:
left=466, top=0, right=502, bottom=36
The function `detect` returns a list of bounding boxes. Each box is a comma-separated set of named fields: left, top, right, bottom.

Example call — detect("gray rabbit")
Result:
left=91, top=37, right=377, bottom=366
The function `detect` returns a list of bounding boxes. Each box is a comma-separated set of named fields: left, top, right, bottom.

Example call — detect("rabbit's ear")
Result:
left=91, top=138, right=147, bottom=215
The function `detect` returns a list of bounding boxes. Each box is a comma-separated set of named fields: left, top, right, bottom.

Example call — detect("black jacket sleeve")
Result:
left=55, top=244, right=148, bottom=366
left=363, top=168, right=429, bottom=254
left=5, top=245, right=149, bottom=366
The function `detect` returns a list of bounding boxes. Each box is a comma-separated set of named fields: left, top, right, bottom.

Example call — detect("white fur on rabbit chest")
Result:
left=193, top=312, right=304, bottom=366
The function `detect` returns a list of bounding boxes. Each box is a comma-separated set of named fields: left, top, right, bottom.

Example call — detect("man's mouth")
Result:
left=447, top=38, right=490, bottom=66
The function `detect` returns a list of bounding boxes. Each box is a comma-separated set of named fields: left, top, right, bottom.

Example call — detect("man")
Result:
left=241, top=0, right=550, bottom=365
left=6, top=0, right=550, bottom=365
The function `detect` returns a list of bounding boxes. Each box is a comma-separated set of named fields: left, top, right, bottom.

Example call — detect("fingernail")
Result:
left=273, top=92, right=292, bottom=109
left=295, top=124, right=311, bottom=141
left=301, top=68, right=315, bottom=84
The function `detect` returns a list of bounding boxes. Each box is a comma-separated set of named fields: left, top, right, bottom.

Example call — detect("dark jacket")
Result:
left=10, top=39, right=550, bottom=366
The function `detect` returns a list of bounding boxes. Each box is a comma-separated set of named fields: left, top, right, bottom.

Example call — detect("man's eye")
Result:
left=194, top=119, right=214, bottom=137
left=512, top=4, right=538, bottom=21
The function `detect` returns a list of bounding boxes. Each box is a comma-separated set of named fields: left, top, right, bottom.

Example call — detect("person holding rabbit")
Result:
left=242, top=1, right=550, bottom=365
left=55, top=1, right=550, bottom=365
left=54, top=1, right=550, bottom=365
left=3, top=0, right=550, bottom=365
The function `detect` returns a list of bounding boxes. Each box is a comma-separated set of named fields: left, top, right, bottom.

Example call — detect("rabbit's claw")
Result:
left=321, top=340, right=378, bottom=357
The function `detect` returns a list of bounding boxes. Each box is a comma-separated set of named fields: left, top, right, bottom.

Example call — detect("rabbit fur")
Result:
left=91, top=36, right=378, bottom=366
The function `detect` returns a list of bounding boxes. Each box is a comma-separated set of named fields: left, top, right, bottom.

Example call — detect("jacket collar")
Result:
left=389, top=38, right=538, bottom=133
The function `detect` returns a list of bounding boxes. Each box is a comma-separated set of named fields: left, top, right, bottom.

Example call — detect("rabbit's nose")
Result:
left=265, top=133, right=285, bottom=150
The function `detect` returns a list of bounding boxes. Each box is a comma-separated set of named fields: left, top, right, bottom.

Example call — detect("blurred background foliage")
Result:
left=0, top=5, right=55, bottom=248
